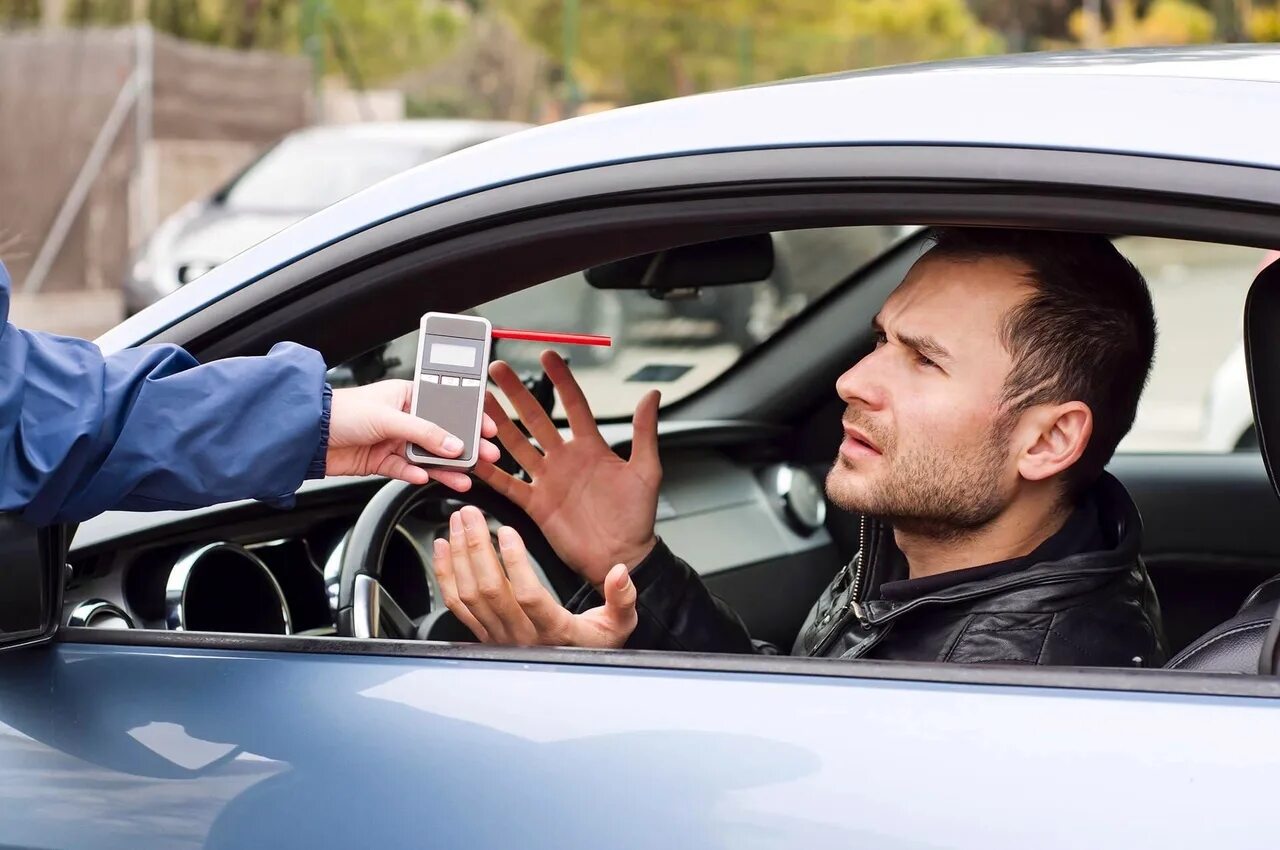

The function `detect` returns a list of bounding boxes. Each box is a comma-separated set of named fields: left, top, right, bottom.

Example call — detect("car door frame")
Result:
left=57, top=141, right=1280, bottom=705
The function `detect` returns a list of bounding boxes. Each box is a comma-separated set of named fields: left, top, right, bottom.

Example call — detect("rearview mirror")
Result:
left=585, top=233, right=774, bottom=292
left=0, top=515, right=67, bottom=651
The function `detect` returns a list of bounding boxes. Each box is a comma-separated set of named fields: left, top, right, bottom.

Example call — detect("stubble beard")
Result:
left=826, top=414, right=1014, bottom=543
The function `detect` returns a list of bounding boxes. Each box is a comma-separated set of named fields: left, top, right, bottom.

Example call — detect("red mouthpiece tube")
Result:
left=491, top=328, right=612, bottom=347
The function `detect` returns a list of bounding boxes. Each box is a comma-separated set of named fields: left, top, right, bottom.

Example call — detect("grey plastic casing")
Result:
left=406, top=312, right=492, bottom=469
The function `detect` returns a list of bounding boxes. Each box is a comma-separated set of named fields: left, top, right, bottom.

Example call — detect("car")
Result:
left=123, top=119, right=532, bottom=315
left=3, top=44, right=1280, bottom=850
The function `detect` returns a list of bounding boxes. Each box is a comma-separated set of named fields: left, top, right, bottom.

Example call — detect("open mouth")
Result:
left=841, top=425, right=883, bottom=457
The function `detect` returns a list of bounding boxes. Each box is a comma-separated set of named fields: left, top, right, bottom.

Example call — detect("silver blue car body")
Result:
left=2, top=46, right=1279, bottom=849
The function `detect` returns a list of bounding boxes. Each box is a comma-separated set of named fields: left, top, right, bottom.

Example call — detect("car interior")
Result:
left=62, top=218, right=1280, bottom=681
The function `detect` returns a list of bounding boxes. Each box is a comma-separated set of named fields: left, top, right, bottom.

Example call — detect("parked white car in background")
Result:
left=125, top=120, right=530, bottom=314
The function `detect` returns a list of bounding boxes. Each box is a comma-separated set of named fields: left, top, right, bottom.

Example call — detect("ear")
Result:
left=1014, top=402, right=1093, bottom=483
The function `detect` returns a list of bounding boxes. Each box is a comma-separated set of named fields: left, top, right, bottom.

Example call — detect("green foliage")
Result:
left=497, top=0, right=1003, bottom=104
left=1070, top=0, right=1218, bottom=46
left=1247, top=5, right=1280, bottom=42
left=1, top=0, right=462, bottom=85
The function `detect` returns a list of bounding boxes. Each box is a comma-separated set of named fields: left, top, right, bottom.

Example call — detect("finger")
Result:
left=448, top=510, right=506, bottom=643
left=477, top=437, right=501, bottom=465
left=541, top=350, right=604, bottom=442
left=431, top=538, right=489, bottom=642
left=372, top=449, right=433, bottom=485
left=628, top=389, right=662, bottom=474
left=600, top=563, right=639, bottom=631
left=382, top=409, right=465, bottom=458
left=478, top=412, right=500, bottom=463
left=382, top=379, right=415, bottom=413
left=488, top=359, right=564, bottom=451
left=473, top=461, right=534, bottom=507
left=484, top=391, right=545, bottom=474
left=426, top=468, right=473, bottom=492
left=460, top=506, right=537, bottom=644
left=497, top=526, right=572, bottom=643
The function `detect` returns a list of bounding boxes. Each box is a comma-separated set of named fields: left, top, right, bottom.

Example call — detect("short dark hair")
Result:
left=924, top=227, right=1156, bottom=499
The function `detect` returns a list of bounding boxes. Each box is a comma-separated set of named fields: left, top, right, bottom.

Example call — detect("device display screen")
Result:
left=429, top=342, right=477, bottom=368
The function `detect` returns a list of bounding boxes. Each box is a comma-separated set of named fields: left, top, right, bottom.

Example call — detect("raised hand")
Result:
left=475, top=350, right=661, bottom=586
left=433, top=506, right=637, bottom=648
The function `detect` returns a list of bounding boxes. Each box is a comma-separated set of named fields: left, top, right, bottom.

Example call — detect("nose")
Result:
left=836, top=347, right=887, bottom=411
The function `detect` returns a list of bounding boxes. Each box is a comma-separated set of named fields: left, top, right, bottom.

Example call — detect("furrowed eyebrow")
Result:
left=899, top=331, right=951, bottom=363
left=871, top=316, right=951, bottom=363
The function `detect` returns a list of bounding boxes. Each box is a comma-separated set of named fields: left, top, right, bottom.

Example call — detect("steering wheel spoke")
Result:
left=337, top=478, right=572, bottom=640
left=352, top=574, right=416, bottom=640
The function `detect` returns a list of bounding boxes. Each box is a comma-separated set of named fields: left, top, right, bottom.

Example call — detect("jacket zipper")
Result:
left=810, top=515, right=872, bottom=656
left=852, top=514, right=867, bottom=609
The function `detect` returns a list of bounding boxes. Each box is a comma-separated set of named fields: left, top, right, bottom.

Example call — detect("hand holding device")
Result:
left=330, top=379, right=498, bottom=491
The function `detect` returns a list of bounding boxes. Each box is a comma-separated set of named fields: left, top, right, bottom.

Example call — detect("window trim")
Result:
left=75, top=144, right=1280, bottom=701
left=135, top=144, right=1280, bottom=366
left=61, top=626, right=1280, bottom=700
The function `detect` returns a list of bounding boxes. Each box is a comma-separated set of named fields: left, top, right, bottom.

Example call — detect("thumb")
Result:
left=601, top=563, right=638, bottom=627
left=378, top=408, right=465, bottom=458
left=628, top=389, right=661, bottom=473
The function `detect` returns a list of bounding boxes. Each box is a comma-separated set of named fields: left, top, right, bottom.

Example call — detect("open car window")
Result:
left=1114, top=236, right=1271, bottom=454
left=328, top=225, right=908, bottom=418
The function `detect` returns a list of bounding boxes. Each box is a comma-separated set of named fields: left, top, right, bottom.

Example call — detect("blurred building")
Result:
left=0, top=24, right=310, bottom=296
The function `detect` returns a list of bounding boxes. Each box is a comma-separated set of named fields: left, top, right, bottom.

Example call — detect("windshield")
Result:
left=223, top=138, right=433, bottom=211
left=330, top=225, right=908, bottom=419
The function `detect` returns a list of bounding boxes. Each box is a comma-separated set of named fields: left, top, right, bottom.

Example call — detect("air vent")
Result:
left=67, top=599, right=134, bottom=629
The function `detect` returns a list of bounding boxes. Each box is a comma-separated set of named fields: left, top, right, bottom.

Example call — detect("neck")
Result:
left=893, top=489, right=1072, bottom=580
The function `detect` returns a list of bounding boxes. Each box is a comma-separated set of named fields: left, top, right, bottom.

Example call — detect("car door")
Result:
left=6, top=144, right=1280, bottom=850
left=1, top=634, right=1277, bottom=849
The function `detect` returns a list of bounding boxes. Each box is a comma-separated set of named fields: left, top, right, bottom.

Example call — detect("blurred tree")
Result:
left=1, top=0, right=462, bottom=85
left=1070, top=0, right=1218, bottom=44
left=967, top=0, right=1087, bottom=49
left=1246, top=1, right=1280, bottom=40
left=496, top=0, right=1002, bottom=106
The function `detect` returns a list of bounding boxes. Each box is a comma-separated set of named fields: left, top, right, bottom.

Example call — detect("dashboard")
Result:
left=63, top=422, right=840, bottom=648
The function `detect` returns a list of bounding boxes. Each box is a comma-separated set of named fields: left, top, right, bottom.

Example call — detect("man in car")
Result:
left=434, top=227, right=1168, bottom=666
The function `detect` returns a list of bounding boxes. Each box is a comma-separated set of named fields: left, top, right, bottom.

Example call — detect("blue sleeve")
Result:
left=0, top=262, right=331, bottom=525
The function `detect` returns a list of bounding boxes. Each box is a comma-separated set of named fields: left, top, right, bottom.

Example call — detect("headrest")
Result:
left=1243, top=258, right=1280, bottom=501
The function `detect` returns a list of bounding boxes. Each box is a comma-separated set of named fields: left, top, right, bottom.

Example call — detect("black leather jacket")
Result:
left=569, top=473, right=1168, bottom=667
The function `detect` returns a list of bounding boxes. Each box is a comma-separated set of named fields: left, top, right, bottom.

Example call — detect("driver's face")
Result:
left=826, top=253, right=1033, bottom=533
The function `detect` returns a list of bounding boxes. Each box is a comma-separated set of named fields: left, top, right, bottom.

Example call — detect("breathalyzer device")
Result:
left=407, top=312, right=614, bottom=469
left=407, top=312, right=493, bottom=469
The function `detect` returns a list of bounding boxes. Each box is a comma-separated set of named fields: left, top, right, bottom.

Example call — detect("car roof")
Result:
left=103, top=44, right=1280, bottom=351
left=280, top=119, right=534, bottom=147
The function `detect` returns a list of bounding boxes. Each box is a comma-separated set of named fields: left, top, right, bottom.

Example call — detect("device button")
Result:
left=442, top=376, right=461, bottom=386
left=422, top=374, right=440, bottom=384
left=461, top=378, right=481, bottom=387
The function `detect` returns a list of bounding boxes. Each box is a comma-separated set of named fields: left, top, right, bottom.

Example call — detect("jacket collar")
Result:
left=858, top=472, right=1143, bottom=617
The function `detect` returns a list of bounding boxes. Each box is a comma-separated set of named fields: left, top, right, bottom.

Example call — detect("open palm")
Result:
left=475, top=351, right=661, bottom=586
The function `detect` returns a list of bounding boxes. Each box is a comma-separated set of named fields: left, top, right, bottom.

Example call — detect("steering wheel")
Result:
left=335, top=478, right=573, bottom=640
